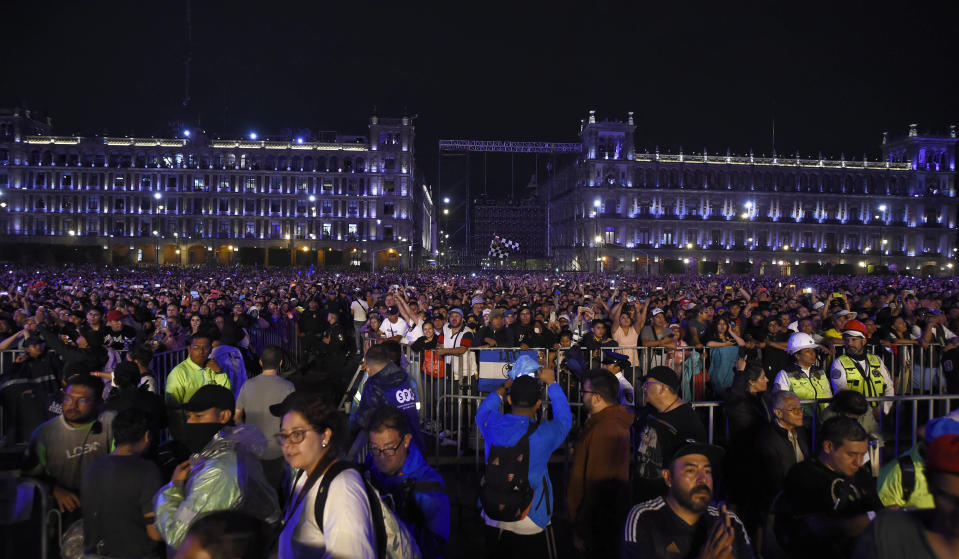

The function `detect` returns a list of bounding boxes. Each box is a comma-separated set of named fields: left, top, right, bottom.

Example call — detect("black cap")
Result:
left=387, top=305, right=400, bottom=315
left=601, top=349, right=630, bottom=365
left=509, top=376, right=541, bottom=408
left=642, top=366, right=681, bottom=393
left=182, top=385, right=235, bottom=412
left=670, top=441, right=725, bottom=468
left=269, top=391, right=317, bottom=417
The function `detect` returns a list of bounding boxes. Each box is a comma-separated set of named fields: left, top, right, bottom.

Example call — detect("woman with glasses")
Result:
left=273, top=393, right=376, bottom=559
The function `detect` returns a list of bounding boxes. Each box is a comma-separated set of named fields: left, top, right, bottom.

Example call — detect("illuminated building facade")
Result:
left=548, top=111, right=958, bottom=275
left=0, top=108, right=434, bottom=268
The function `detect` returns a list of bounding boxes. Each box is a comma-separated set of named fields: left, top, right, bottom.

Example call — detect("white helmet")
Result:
left=787, top=332, right=818, bottom=354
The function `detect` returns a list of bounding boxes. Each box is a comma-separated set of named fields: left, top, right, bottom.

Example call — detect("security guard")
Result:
left=773, top=332, right=833, bottom=416
left=600, top=349, right=636, bottom=405
left=830, top=320, right=893, bottom=412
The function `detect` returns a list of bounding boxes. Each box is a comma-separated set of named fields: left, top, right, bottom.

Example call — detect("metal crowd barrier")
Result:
left=417, top=388, right=957, bottom=473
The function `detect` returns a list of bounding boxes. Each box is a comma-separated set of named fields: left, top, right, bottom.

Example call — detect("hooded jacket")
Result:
left=476, top=382, right=572, bottom=531
left=153, top=424, right=280, bottom=550
left=368, top=442, right=450, bottom=559
left=350, top=362, right=420, bottom=442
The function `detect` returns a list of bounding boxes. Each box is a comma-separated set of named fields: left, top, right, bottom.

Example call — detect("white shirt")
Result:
left=615, top=372, right=635, bottom=406
left=350, top=299, right=369, bottom=323
left=406, top=318, right=425, bottom=345
left=379, top=317, right=409, bottom=339
left=279, top=467, right=375, bottom=559
left=442, top=324, right=476, bottom=381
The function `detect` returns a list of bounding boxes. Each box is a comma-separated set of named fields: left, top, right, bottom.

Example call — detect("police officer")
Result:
left=773, top=332, right=832, bottom=417
left=830, top=320, right=893, bottom=414
left=601, top=349, right=636, bottom=405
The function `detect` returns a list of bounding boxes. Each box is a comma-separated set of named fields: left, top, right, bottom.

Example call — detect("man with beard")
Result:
left=154, top=385, right=280, bottom=552
left=623, top=442, right=754, bottom=558
left=26, top=374, right=116, bottom=516
left=568, top=369, right=633, bottom=557
left=830, top=320, right=894, bottom=415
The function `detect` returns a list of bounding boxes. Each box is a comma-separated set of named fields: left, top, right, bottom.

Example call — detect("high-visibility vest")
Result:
left=836, top=354, right=886, bottom=404
left=783, top=364, right=832, bottom=411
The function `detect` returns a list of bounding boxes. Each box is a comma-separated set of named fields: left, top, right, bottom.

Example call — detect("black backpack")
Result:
left=480, top=421, right=543, bottom=522
left=898, top=454, right=916, bottom=503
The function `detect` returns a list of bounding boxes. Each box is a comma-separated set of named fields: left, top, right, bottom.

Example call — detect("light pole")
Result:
left=594, top=235, right=603, bottom=274
left=153, top=231, right=160, bottom=266
left=878, top=204, right=887, bottom=269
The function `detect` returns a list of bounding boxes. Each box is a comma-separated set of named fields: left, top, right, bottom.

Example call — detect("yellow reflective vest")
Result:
left=784, top=364, right=832, bottom=412
left=836, top=354, right=885, bottom=403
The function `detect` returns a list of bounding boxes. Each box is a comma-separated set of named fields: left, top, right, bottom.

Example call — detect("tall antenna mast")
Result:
left=183, top=0, right=192, bottom=109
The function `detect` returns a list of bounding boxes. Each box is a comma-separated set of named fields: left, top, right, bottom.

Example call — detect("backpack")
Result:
left=380, top=478, right=447, bottom=553
left=898, top=454, right=916, bottom=503
left=313, top=461, right=421, bottom=559
left=480, top=421, right=544, bottom=522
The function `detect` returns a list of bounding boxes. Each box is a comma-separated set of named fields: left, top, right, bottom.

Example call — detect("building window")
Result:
left=322, top=223, right=332, bottom=239
left=246, top=177, right=257, bottom=191
left=348, top=200, right=358, bottom=216
left=348, top=223, right=358, bottom=239
left=62, top=174, right=72, bottom=187
left=270, top=200, right=281, bottom=214
left=245, top=199, right=256, bottom=214
left=245, top=222, right=256, bottom=238
left=384, top=225, right=394, bottom=241
left=322, top=179, right=333, bottom=192
left=384, top=158, right=396, bottom=171
left=384, top=180, right=395, bottom=194
left=383, top=203, right=394, bottom=216
left=322, top=201, right=333, bottom=215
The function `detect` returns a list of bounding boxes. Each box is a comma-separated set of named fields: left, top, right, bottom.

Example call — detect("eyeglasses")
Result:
left=63, top=395, right=93, bottom=406
left=273, top=429, right=314, bottom=446
left=370, top=440, right=404, bottom=457
left=778, top=407, right=803, bottom=415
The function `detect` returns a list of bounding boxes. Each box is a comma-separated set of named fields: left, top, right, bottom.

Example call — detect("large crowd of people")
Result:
left=1, top=264, right=958, bottom=558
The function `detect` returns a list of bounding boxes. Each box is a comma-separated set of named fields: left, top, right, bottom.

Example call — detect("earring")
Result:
left=322, top=441, right=328, bottom=448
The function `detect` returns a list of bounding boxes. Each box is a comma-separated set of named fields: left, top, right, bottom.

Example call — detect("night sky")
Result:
left=5, top=0, right=958, bottom=197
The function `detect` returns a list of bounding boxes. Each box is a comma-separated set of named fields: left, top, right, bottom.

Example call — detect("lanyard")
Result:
left=284, top=456, right=336, bottom=526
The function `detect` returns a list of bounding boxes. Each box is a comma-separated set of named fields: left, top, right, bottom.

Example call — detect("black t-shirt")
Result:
left=477, top=325, right=515, bottom=348
left=102, top=325, right=137, bottom=350
left=634, top=403, right=707, bottom=501
left=779, top=458, right=883, bottom=559
left=622, top=497, right=755, bottom=559
left=762, top=331, right=790, bottom=375
left=82, top=454, right=164, bottom=558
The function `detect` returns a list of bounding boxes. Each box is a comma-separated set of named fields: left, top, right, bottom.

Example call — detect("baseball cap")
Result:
left=836, top=309, right=858, bottom=319
left=670, top=441, right=725, bottom=468
left=926, top=433, right=959, bottom=475
left=448, top=308, right=464, bottom=317
left=106, top=310, right=124, bottom=322
left=269, top=390, right=324, bottom=417
left=387, top=305, right=399, bottom=315
left=643, top=366, right=681, bottom=393
left=471, top=296, right=485, bottom=306
left=813, top=301, right=825, bottom=310
left=490, top=309, right=505, bottom=320
left=182, top=385, right=236, bottom=412
left=504, top=310, right=515, bottom=318
left=601, top=349, right=631, bottom=365
left=509, top=375, right=541, bottom=407
left=651, top=308, right=664, bottom=317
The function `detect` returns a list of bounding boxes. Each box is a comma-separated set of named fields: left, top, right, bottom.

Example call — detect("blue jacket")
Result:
left=475, top=382, right=572, bottom=530
left=350, top=362, right=422, bottom=446
left=368, top=442, right=450, bottom=559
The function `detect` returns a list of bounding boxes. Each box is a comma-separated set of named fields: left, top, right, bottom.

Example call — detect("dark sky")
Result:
left=5, top=0, right=958, bottom=193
